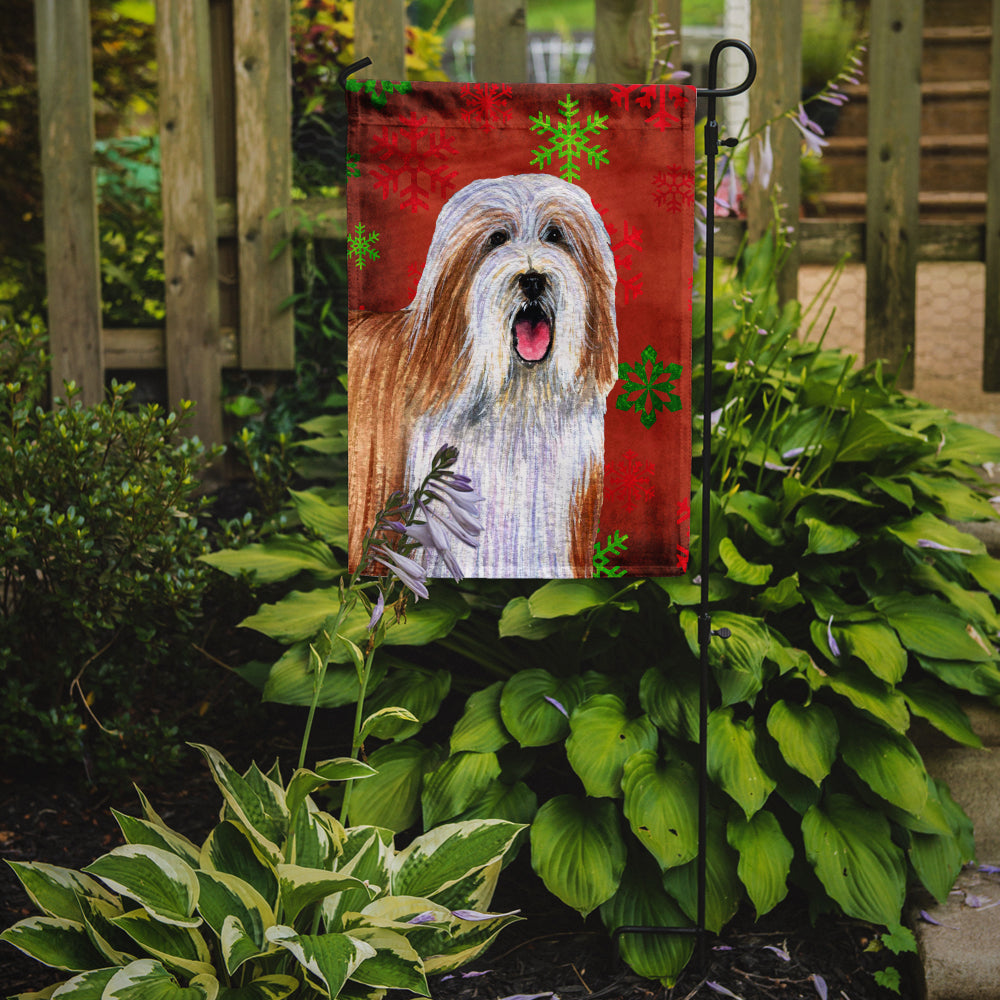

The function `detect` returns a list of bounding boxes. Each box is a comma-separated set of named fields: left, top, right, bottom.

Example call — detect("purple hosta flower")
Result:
left=747, top=124, right=774, bottom=191
left=369, top=545, right=429, bottom=600
left=979, top=864, right=1000, bottom=874
left=407, top=911, right=438, bottom=925
left=367, top=590, right=385, bottom=631
left=827, top=615, right=842, bottom=657
left=441, top=970, right=493, bottom=981
left=707, top=983, right=742, bottom=999
left=451, top=908, right=521, bottom=921
left=544, top=695, right=569, bottom=718
left=791, top=104, right=828, bottom=156
left=763, top=944, right=791, bottom=962
left=715, top=157, right=741, bottom=215
left=812, top=974, right=828, bottom=1000
left=917, top=538, right=973, bottom=555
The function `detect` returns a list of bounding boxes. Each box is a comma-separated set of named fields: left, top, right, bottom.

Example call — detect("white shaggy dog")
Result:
left=349, top=173, right=618, bottom=577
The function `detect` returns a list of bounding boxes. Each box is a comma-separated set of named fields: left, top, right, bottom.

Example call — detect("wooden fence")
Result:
left=33, top=0, right=1000, bottom=445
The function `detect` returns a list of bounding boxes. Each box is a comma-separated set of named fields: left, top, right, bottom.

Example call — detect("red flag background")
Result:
left=347, top=81, right=695, bottom=578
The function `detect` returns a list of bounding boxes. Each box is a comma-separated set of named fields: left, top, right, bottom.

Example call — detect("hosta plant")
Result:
left=1, top=744, right=523, bottom=999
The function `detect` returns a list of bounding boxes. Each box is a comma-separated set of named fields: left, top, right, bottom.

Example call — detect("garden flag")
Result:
left=347, top=80, right=695, bottom=578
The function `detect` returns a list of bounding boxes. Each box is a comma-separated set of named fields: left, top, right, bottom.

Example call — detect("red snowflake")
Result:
left=370, top=113, right=459, bottom=212
left=653, top=166, right=695, bottom=212
left=676, top=544, right=690, bottom=573
left=460, top=83, right=513, bottom=129
left=611, top=84, right=689, bottom=130
left=406, top=259, right=425, bottom=300
left=676, top=497, right=691, bottom=525
left=592, top=201, right=644, bottom=304
left=605, top=449, right=655, bottom=512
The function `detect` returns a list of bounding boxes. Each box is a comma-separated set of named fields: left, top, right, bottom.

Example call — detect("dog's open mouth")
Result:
left=513, top=304, right=553, bottom=363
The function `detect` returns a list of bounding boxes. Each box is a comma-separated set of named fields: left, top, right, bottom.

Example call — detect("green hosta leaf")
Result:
left=680, top=610, right=770, bottom=706
left=360, top=706, right=421, bottom=742
left=909, top=812, right=966, bottom=906
left=839, top=718, right=929, bottom=816
left=874, top=594, right=995, bottom=662
left=599, top=853, right=694, bottom=987
left=866, top=474, right=914, bottom=509
left=835, top=621, right=907, bottom=684
left=5, top=862, right=118, bottom=923
left=497, top=596, right=565, bottom=639
left=345, top=926, right=428, bottom=994
left=566, top=695, right=658, bottom=798
left=526, top=579, right=618, bottom=617
left=718, top=537, right=772, bottom=585
left=453, top=779, right=538, bottom=827
left=277, top=865, right=374, bottom=925
left=809, top=661, right=910, bottom=732
left=260, top=643, right=388, bottom=709
left=199, top=822, right=278, bottom=910
left=639, top=663, right=699, bottom=742
left=707, top=708, right=776, bottom=818
left=916, top=655, right=1000, bottom=697
left=803, top=517, right=859, bottom=556
left=285, top=759, right=375, bottom=822
left=216, top=976, right=299, bottom=1000
left=200, top=535, right=342, bottom=583
left=755, top=573, right=804, bottom=614
left=393, top=820, right=524, bottom=900
left=653, top=573, right=738, bottom=606
left=910, top=562, right=1000, bottom=633
left=450, top=682, right=511, bottom=754
left=111, top=908, right=214, bottom=977
left=112, top=812, right=201, bottom=868
left=935, top=421, right=1000, bottom=464
left=103, top=959, right=218, bottom=1000
left=288, top=489, right=349, bottom=546
left=802, top=793, right=906, bottom=926
left=347, top=740, right=442, bottom=832
left=421, top=751, right=502, bottom=828
left=190, top=746, right=287, bottom=862
left=499, top=670, right=584, bottom=747
left=83, top=846, right=200, bottom=928
left=661, top=810, right=741, bottom=933
left=0, top=916, right=107, bottom=971
left=621, top=751, right=698, bottom=870
left=906, top=472, right=998, bottom=521
left=901, top=680, right=982, bottom=748
left=724, top=490, right=784, bottom=545
left=362, top=667, right=451, bottom=740
left=265, top=926, right=375, bottom=997
left=765, top=700, right=838, bottom=786
left=530, top=795, right=626, bottom=917
left=967, top=553, right=1000, bottom=597
left=195, top=871, right=273, bottom=974
left=727, top=811, right=793, bottom=918
left=835, top=410, right=927, bottom=463
left=886, top=512, right=985, bottom=556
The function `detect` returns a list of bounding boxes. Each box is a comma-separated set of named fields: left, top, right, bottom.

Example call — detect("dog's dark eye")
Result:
left=488, top=230, right=508, bottom=248
left=543, top=225, right=563, bottom=243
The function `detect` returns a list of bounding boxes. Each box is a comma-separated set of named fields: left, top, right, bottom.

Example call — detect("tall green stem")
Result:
left=340, top=645, right=376, bottom=826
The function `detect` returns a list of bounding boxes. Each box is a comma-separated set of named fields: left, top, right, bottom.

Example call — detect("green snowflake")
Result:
left=345, top=78, right=413, bottom=108
left=529, top=93, right=609, bottom=183
left=594, top=530, right=628, bottom=577
left=616, top=344, right=683, bottom=428
left=346, top=152, right=360, bottom=178
left=347, top=222, right=380, bottom=269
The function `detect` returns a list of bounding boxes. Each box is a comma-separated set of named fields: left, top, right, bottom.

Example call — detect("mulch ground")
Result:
left=1, top=743, right=913, bottom=1000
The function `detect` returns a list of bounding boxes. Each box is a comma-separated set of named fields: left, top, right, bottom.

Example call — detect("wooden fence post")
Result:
left=157, top=0, right=223, bottom=445
left=233, top=0, right=294, bottom=370
left=34, top=0, right=104, bottom=405
left=746, top=0, right=801, bottom=305
left=983, top=0, right=1000, bottom=390
left=474, top=0, right=527, bottom=82
left=354, top=0, right=406, bottom=80
left=594, top=0, right=650, bottom=84
left=864, top=0, right=923, bottom=390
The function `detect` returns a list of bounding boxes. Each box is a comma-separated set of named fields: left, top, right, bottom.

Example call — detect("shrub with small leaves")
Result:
left=0, top=317, right=220, bottom=783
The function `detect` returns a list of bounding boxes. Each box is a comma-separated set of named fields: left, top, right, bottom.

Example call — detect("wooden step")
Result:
left=921, top=0, right=992, bottom=28
left=813, top=190, right=987, bottom=222
left=922, top=25, right=993, bottom=83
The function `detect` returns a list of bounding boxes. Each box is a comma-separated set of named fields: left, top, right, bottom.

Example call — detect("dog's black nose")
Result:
left=518, top=271, right=546, bottom=300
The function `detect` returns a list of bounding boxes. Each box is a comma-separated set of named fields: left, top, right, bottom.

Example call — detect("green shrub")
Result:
left=0, top=317, right=220, bottom=783
left=1, top=743, right=524, bottom=998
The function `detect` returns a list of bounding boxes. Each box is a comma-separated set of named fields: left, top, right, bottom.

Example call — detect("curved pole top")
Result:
left=337, top=57, right=373, bottom=92
left=698, top=39, right=756, bottom=99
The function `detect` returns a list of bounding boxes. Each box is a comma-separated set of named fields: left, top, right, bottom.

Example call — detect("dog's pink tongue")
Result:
left=515, top=317, right=551, bottom=361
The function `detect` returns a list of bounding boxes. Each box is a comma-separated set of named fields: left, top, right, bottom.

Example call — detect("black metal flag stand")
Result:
left=340, top=39, right=758, bottom=974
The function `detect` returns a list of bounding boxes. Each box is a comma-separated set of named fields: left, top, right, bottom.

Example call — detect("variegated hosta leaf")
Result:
left=277, top=865, right=376, bottom=925
left=565, top=695, right=658, bottom=799
left=110, top=908, right=214, bottom=979
left=77, top=894, right=135, bottom=966
left=83, top=845, right=200, bottom=928
left=190, top=745, right=287, bottom=863
left=344, top=926, right=429, bottom=995
left=195, top=871, right=274, bottom=974
left=265, top=925, right=375, bottom=998
left=4, top=861, right=118, bottom=922
left=288, top=802, right=343, bottom=870
left=0, top=916, right=107, bottom=971
left=199, top=822, right=278, bottom=910
left=727, top=810, right=793, bottom=917
left=421, top=752, right=502, bottom=829
left=450, top=681, right=511, bottom=754
left=112, top=810, right=202, bottom=868
left=765, top=700, right=838, bottom=786
left=621, top=751, right=699, bottom=871
left=285, top=760, right=375, bottom=824
left=391, top=820, right=524, bottom=901
left=706, top=707, right=776, bottom=818
left=322, top=829, right=393, bottom=931
left=529, top=795, right=626, bottom=917
left=102, top=958, right=218, bottom=999
left=802, top=793, right=906, bottom=926
left=420, top=906, right=523, bottom=975
left=214, top=975, right=300, bottom=1000
left=46, top=966, right=118, bottom=997
left=599, top=854, right=694, bottom=987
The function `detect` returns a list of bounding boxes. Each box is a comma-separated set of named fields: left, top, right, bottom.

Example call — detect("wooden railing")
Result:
left=32, top=0, right=1000, bottom=445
